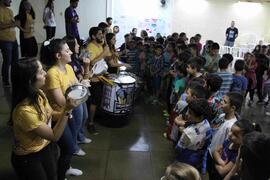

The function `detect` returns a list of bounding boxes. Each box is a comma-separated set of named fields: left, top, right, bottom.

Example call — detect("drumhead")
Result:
left=65, top=85, right=89, bottom=102
left=92, top=59, right=108, bottom=75
left=114, top=75, right=136, bottom=84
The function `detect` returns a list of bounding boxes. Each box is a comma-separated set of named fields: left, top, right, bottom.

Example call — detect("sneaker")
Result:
left=257, top=100, right=264, bottom=105
left=87, top=124, right=98, bottom=135
left=163, top=112, right=169, bottom=117
left=163, top=132, right=167, bottom=139
left=65, top=167, right=83, bottom=176
left=248, top=100, right=253, bottom=106
left=151, top=99, right=158, bottom=105
left=73, top=149, right=86, bottom=156
left=78, top=137, right=92, bottom=144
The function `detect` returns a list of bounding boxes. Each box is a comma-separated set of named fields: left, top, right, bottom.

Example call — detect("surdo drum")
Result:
left=100, top=73, right=136, bottom=115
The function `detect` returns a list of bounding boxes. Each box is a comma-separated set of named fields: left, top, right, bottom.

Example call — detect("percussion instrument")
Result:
left=65, top=84, right=90, bottom=104
left=91, top=59, right=108, bottom=76
left=101, top=73, right=136, bottom=115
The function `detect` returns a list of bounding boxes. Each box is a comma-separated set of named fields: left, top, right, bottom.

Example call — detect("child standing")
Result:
left=166, top=82, right=207, bottom=143
left=186, top=57, right=204, bottom=84
left=207, top=92, right=244, bottom=180
left=211, top=119, right=257, bottom=180
left=169, top=63, right=187, bottom=108
left=150, top=45, right=164, bottom=104
left=214, top=58, right=233, bottom=95
left=244, top=53, right=257, bottom=106
left=231, top=60, right=248, bottom=96
left=206, top=74, right=223, bottom=124
left=175, top=99, right=212, bottom=171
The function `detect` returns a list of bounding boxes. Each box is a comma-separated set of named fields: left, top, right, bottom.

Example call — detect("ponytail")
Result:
left=234, top=119, right=261, bottom=136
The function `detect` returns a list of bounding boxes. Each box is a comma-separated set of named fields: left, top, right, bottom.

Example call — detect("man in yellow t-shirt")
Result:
left=85, top=26, right=109, bottom=134
left=0, top=0, right=19, bottom=86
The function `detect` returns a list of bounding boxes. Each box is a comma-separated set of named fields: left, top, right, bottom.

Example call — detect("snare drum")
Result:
left=91, top=59, right=108, bottom=76
left=65, top=85, right=90, bottom=104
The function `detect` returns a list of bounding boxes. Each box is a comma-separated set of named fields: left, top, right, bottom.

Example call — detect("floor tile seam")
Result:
left=149, top=149, right=156, bottom=180
left=103, top=149, right=111, bottom=180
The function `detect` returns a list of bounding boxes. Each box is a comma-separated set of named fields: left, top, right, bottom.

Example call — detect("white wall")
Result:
left=54, top=0, right=107, bottom=41
left=111, top=0, right=173, bottom=47
left=171, top=0, right=270, bottom=46
left=9, top=0, right=270, bottom=46
left=10, top=0, right=107, bottom=43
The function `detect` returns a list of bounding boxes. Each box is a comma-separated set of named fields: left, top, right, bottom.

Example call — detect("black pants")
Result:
left=20, top=36, right=38, bottom=58
left=246, top=78, right=255, bottom=101
left=45, top=26, right=56, bottom=40
left=256, top=74, right=263, bottom=101
left=11, top=143, right=58, bottom=180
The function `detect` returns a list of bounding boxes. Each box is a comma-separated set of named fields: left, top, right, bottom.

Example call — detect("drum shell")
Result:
left=101, top=81, right=136, bottom=115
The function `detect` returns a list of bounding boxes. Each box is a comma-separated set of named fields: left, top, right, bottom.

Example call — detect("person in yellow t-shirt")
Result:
left=85, top=26, right=110, bottom=134
left=0, top=0, right=19, bottom=86
left=105, top=32, right=131, bottom=74
left=41, top=38, right=90, bottom=179
left=11, top=57, right=78, bottom=180
left=15, top=0, right=38, bottom=57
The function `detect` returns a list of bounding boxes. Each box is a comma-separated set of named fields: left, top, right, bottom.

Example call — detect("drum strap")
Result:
left=97, top=75, right=114, bottom=86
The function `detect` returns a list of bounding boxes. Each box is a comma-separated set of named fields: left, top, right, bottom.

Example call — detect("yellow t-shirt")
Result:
left=0, top=6, right=16, bottom=41
left=45, top=64, right=76, bottom=111
left=23, top=13, right=34, bottom=39
left=12, top=90, right=52, bottom=155
left=86, top=42, right=103, bottom=62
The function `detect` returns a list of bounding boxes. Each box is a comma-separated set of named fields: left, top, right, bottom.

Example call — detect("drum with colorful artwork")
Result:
left=100, top=73, right=136, bottom=115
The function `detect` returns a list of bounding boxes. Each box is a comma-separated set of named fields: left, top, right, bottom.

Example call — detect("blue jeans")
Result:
left=70, top=103, right=88, bottom=151
left=0, top=40, right=18, bottom=83
left=57, top=124, right=76, bottom=180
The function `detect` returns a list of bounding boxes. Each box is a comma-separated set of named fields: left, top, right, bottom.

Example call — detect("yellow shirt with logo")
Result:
left=45, top=64, right=76, bottom=111
left=0, top=6, right=16, bottom=41
left=86, top=42, right=103, bottom=62
left=12, top=90, right=52, bottom=155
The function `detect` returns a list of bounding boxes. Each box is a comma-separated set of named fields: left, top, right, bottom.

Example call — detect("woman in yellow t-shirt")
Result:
left=15, top=0, right=38, bottom=57
left=11, top=57, right=77, bottom=180
left=40, top=38, right=88, bottom=179
left=105, top=33, right=131, bottom=74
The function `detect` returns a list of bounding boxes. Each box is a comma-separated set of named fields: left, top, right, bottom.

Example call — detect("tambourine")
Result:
left=65, top=85, right=90, bottom=104
left=91, top=59, right=108, bottom=76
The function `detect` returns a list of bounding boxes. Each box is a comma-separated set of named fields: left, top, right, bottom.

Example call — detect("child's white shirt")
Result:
left=177, top=119, right=211, bottom=151
left=208, top=113, right=237, bottom=156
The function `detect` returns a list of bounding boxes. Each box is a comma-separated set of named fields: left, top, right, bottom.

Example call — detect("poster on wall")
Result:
left=114, top=16, right=169, bottom=48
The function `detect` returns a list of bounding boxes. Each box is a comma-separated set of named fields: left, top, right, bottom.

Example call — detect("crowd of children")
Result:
left=1, top=0, right=270, bottom=179
left=115, top=27, right=270, bottom=179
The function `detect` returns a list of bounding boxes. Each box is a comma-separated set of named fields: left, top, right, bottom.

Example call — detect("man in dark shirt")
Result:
left=65, top=0, right=80, bottom=43
left=224, top=21, right=238, bottom=47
